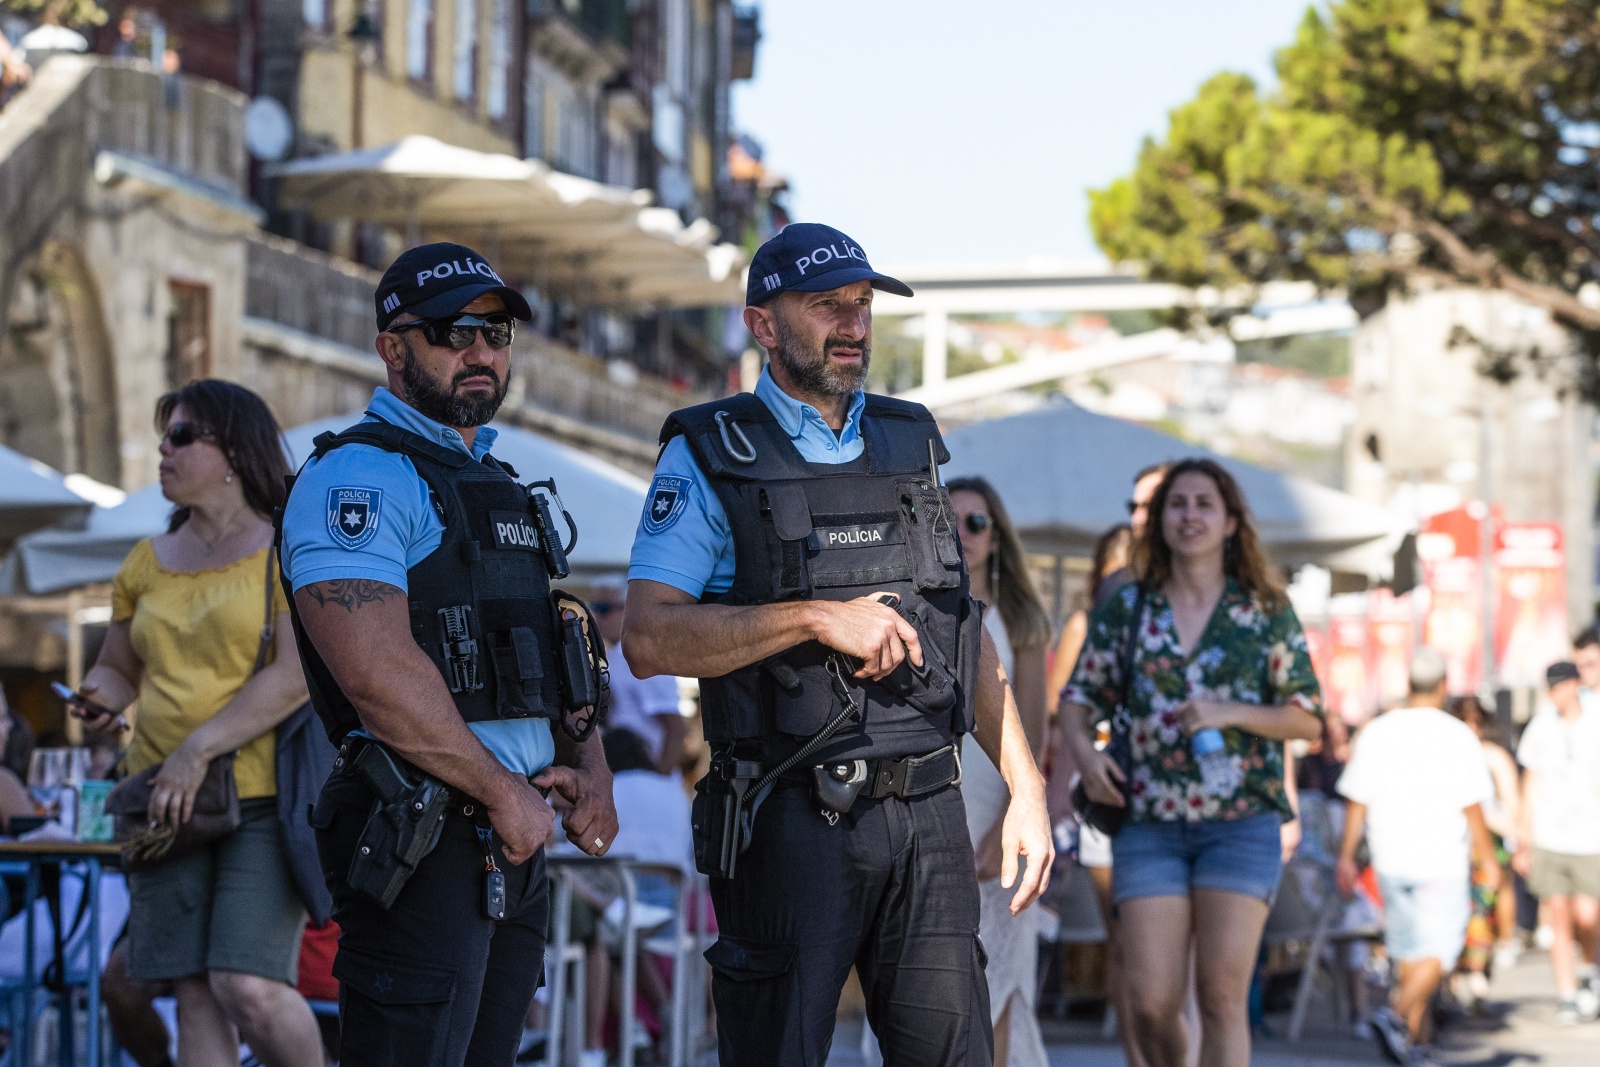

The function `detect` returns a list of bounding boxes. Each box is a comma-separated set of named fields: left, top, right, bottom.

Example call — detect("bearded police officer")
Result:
left=280, top=243, right=617, bottom=1067
left=624, top=224, right=1054, bottom=1066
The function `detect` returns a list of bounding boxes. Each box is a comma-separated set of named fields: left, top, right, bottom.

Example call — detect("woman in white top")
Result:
left=948, top=476, right=1052, bottom=1067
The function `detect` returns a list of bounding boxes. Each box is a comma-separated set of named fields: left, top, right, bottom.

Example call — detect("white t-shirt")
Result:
left=1516, top=703, right=1600, bottom=856
left=604, top=642, right=684, bottom=762
left=607, top=770, right=694, bottom=873
left=1336, top=705, right=1494, bottom=882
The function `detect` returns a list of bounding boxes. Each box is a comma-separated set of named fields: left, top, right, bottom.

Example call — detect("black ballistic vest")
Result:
left=661, top=392, right=984, bottom=759
left=283, top=422, right=565, bottom=745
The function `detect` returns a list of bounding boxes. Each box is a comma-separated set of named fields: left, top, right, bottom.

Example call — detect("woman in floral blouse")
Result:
left=1061, top=458, right=1322, bottom=1067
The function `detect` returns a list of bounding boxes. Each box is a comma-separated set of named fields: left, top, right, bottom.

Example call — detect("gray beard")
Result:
left=772, top=315, right=870, bottom=398
left=400, top=336, right=507, bottom=428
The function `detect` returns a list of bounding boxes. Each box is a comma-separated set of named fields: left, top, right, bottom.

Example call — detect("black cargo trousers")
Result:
left=312, top=768, right=549, bottom=1067
left=707, top=777, right=992, bottom=1067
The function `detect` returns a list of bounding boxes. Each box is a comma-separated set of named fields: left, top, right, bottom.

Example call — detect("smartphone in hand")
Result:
left=51, top=681, right=127, bottom=732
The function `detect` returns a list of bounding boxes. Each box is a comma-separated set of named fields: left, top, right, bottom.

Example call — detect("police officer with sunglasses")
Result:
left=623, top=224, right=1054, bottom=1066
left=279, top=242, right=617, bottom=1067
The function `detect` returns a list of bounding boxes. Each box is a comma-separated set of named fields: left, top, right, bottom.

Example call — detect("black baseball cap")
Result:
left=375, top=242, right=533, bottom=330
left=746, top=223, right=913, bottom=306
left=1548, top=661, right=1581, bottom=687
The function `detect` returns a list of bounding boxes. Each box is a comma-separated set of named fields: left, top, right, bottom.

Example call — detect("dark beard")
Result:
left=400, top=337, right=508, bottom=428
left=772, top=314, right=870, bottom=398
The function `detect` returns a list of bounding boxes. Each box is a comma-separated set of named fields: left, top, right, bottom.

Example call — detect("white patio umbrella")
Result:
left=0, top=446, right=92, bottom=544
left=270, top=136, right=744, bottom=308
left=942, top=400, right=1399, bottom=576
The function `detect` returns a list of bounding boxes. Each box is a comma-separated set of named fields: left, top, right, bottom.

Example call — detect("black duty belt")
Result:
left=782, top=744, right=962, bottom=800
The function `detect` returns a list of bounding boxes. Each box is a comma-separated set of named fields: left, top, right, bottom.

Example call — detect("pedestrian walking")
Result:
left=948, top=475, right=1053, bottom=1067
left=1335, top=648, right=1500, bottom=1065
left=1060, top=457, right=1323, bottom=1067
left=1514, top=659, right=1600, bottom=1024
left=623, top=222, right=1053, bottom=1067
left=67, top=380, right=323, bottom=1067
left=279, top=243, right=618, bottom=1067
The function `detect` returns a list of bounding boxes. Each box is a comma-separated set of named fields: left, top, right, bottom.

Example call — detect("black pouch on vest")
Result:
left=490, top=626, right=546, bottom=719
left=550, top=590, right=609, bottom=741
left=898, top=479, right=962, bottom=591
left=877, top=601, right=958, bottom=719
left=760, top=484, right=815, bottom=600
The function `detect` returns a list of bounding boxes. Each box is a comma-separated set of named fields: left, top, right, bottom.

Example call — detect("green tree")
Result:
left=1091, top=0, right=1600, bottom=339
left=3, top=0, right=108, bottom=29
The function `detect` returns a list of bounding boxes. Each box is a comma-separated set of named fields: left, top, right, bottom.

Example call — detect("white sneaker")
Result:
left=1556, top=999, right=1582, bottom=1025
left=1577, top=978, right=1600, bottom=1021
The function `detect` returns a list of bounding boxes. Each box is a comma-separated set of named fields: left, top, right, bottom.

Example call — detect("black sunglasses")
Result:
left=963, top=513, right=991, bottom=535
left=391, top=313, right=516, bottom=351
left=162, top=422, right=213, bottom=448
left=590, top=602, right=620, bottom=616
left=1125, top=499, right=1140, bottom=515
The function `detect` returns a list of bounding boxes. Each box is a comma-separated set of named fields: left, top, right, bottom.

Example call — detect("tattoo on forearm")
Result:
left=306, top=580, right=402, bottom=612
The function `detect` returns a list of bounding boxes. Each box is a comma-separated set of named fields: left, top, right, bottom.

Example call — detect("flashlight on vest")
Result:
left=527, top=479, right=576, bottom=579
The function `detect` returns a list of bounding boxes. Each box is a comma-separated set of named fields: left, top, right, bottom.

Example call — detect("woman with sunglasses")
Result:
left=72, top=381, right=322, bottom=1067
left=948, top=476, right=1053, bottom=1067
left=1060, top=459, right=1322, bottom=1067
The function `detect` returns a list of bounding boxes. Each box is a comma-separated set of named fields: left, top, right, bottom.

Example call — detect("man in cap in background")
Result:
left=1516, top=658, right=1600, bottom=1023
left=1336, top=647, right=1499, bottom=1064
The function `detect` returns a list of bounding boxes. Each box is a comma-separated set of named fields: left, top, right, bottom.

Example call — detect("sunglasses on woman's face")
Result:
left=963, top=512, right=991, bottom=535
left=162, top=422, right=213, bottom=448
left=391, top=313, right=516, bottom=351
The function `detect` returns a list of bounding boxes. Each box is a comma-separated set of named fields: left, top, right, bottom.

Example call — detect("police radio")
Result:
left=527, top=479, right=578, bottom=579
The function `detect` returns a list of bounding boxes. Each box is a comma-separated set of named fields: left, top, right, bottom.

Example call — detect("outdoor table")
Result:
left=0, top=839, right=121, bottom=1067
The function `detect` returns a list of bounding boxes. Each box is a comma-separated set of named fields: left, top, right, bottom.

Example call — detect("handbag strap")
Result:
left=252, top=548, right=276, bottom=675
left=1108, top=586, right=1148, bottom=745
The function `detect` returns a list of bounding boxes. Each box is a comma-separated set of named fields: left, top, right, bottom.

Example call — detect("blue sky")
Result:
left=732, top=1, right=1319, bottom=266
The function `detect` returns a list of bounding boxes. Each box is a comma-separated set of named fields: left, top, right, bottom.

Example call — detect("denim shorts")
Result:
left=1111, top=812, right=1284, bottom=904
left=1378, top=875, right=1470, bottom=964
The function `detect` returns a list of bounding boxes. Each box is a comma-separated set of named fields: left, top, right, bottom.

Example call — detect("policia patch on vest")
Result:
left=327, top=487, right=382, bottom=550
left=644, top=475, right=691, bottom=534
left=490, top=511, right=541, bottom=551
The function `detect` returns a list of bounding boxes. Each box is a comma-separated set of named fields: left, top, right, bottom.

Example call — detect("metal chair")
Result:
left=1264, top=853, right=1384, bottom=1040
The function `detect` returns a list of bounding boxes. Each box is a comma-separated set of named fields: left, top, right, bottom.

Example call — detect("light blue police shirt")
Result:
left=282, top=387, right=555, bottom=777
left=627, top=368, right=867, bottom=597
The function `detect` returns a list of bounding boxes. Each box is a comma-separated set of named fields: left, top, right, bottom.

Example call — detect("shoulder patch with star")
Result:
left=643, top=475, right=691, bottom=534
left=327, top=486, right=383, bottom=549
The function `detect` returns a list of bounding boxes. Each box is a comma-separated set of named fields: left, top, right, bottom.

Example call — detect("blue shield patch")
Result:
left=327, top=486, right=382, bottom=550
left=643, top=475, right=690, bottom=534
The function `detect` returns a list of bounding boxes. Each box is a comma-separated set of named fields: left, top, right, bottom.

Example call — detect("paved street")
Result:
left=821, top=945, right=1599, bottom=1066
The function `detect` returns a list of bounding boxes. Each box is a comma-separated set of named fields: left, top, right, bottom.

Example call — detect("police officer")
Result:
left=624, top=224, right=1054, bottom=1066
left=280, top=242, right=618, bottom=1067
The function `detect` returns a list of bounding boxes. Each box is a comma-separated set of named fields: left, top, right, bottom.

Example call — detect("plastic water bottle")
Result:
left=1192, top=728, right=1235, bottom=797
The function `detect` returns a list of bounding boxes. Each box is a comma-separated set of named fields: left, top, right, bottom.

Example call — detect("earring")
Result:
left=225, top=471, right=234, bottom=484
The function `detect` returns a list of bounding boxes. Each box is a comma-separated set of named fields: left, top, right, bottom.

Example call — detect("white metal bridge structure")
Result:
left=869, top=259, right=1357, bottom=410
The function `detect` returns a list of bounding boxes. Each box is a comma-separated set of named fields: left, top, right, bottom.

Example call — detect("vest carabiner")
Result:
left=714, top=410, right=758, bottom=464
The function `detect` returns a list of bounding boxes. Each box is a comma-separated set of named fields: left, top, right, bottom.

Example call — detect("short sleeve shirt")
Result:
left=1062, top=578, right=1323, bottom=823
left=1336, top=706, right=1494, bottom=880
left=281, top=387, right=554, bottom=777
left=1515, top=705, right=1600, bottom=855
left=113, top=542, right=290, bottom=799
left=627, top=368, right=867, bottom=597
